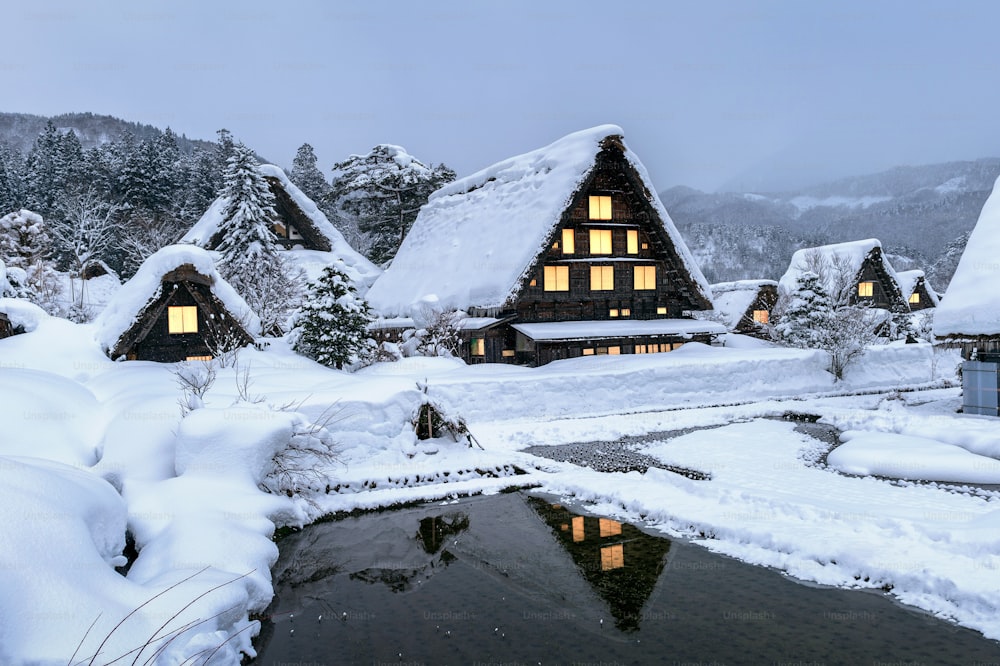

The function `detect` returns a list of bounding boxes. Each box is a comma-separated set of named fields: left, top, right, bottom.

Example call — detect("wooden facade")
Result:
left=460, top=137, right=719, bottom=366
left=848, top=247, right=909, bottom=312
left=107, top=264, right=256, bottom=363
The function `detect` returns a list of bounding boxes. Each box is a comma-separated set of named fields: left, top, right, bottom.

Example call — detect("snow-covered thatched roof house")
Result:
left=895, top=270, right=939, bottom=311
left=778, top=238, right=908, bottom=313
left=366, top=124, right=722, bottom=366
left=934, top=175, right=1000, bottom=362
left=181, top=164, right=380, bottom=290
left=94, top=245, right=261, bottom=362
left=704, top=280, right=778, bottom=335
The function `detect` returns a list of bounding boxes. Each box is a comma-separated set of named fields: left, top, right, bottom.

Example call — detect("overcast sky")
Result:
left=4, top=0, right=998, bottom=192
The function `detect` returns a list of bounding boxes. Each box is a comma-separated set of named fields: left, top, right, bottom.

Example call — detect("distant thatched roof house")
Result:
left=94, top=245, right=261, bottom=362
left=366, top=125, right=723, bottom=366
left=181, top=164, right=380, bottom=290
left=703, top=280, right=778, bottom=336
left=895, top=270, right=939, bottom=311
left=778, top=238, right=908, bottom=312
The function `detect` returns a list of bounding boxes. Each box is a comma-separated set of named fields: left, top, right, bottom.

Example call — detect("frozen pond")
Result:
left=254, top=492, right=1000, bottom=664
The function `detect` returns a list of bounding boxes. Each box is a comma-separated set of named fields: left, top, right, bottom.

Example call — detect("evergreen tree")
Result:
left=216, top=141, right=299, bottom=333
left=330, top=145, right=455, bottom=265
left=289, top=143, right=331, bottom=204
left=0, top=146, right=24, bottom=213
left=291, top=262, right=373, bottom=369
left=771, top=271, right=833, bottom=349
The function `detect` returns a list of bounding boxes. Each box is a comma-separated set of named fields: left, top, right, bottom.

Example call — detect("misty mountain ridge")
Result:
left=0, top=111, right=214, bottom=155
left=661, top=158, right=1000, bottom=289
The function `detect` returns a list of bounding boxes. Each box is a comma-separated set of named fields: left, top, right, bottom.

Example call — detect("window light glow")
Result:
left=167, top=306, right=198, bottom=334
left=627, top=229, right=638, bottom=254
left=621, top=308, right=631, bottom=317
left=858, top=281, right=874, bottom=297
left=582, top=348, right=595, bottom=356
left=601, top=544, right=625, bottom=570
left=562, top=228, right=575, bottom=254
left=186, top=355, right=212, bottom=362
left=470, top=338, right=485, bottom=356
left=656, top=306, right=667, bottom=315
left=572, top=516, right=585, bottom=542
left=544, top=265, right=569, bottom=291
left=591, top=266, right=614, bottom=291
left=589, top=229, right=612, bottom=254
left=634, top=266, right=656, bottom=290
left=909, top=292, right=920, bottom=304
left=588, top=195, right=612, bottom=220
left=753, top=309, right=769, bottom=324
left=610, top=309, right=619, bottom=318
left=599, top=518, right=622, bottom=537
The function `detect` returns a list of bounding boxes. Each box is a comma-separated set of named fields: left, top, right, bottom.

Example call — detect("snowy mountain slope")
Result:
left=663, top=159, right=1000, bottom=285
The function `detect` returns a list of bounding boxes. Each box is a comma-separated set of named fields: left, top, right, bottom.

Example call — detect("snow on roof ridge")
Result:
left=779, top=238, right=896, bottom=294
left=934, top=174, right=1000, bottom=337
left=711, top=279, right=777, bottom=294
left=93, top=244, right=261, bottom=354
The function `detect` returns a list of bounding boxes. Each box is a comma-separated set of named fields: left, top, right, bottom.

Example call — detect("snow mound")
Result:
left=0, top=297, right=47, bottom=333
left=828, top=431, right=1000, bottom=483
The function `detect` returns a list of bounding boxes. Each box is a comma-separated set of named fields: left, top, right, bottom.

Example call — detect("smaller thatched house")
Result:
left=895, top=270, right=939, bottom=311
left=704, top=280, right=778, bottom=336
left=778, top=239, right=909, bottom=313
left=94, top=245, right=261, bottom=362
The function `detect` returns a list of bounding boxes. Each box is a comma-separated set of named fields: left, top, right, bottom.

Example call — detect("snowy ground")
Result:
left=5, top=319, right=1000, bottom=664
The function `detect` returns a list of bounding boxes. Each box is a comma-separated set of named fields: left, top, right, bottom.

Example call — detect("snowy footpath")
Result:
left=4, top=319, right=1000, bottom=664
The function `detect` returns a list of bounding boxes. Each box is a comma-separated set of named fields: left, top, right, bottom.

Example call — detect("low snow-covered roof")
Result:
left=94, top=245, right=261, bottom=353
left=181, top=164, right=380, bottom=290
left=778, top=238, right=901, bottom=298
left=895, top=270, right=940, bottom=306
left=934, top=175, right=1000, bottom=338
left=0, top=298, right=47, bottom=333
left=365, top=125, right=711, bottom=316
left=708, top=280, right=777, bottom=329
left=512, top=319, right=727, bottom=342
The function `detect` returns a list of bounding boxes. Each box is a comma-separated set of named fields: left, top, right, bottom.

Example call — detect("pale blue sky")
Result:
left=4, top=0, right=998, bottom=191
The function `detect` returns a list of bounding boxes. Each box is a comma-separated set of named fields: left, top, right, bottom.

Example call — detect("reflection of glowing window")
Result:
left=186, top=355, right=212, bottom=362
left=590, top=229, right=612, bottom=254
left=634, top=266, right=656, bottom=290
left=168, top=306, right=198, bottom=334
left=572, top=516, right=585, bottom=542
left=858, top=281, right=874, bottom=297
left=909, top=292, right=920, bottom=304
left=599, top=518, right=622, bottom=537
left=627, top=229, right=639, bottom=254
left=591, top=266, right=614, bottom=291
left=562, top=229, right=575, bottom=254
left=589, top=195, right=612, bottom=220
left=544, top=265, right=569, bottom=291
left=601, top=544, right=625, bottom=570
left=470, top=338, right=485, bottom=356
left=753, top=309, right=769, bottom=324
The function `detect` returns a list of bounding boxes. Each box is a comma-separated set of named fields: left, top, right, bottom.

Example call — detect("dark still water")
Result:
left=254, top=492, right=1000, bottom=666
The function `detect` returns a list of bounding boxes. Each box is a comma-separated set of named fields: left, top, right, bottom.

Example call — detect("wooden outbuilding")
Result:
left=95, top=245, right=261, bottom=362
left=895, top=270, right=939, bottom=311
left=365, top=125, right=724, bottom=366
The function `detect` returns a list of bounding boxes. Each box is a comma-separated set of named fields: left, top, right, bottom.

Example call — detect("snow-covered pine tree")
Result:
left=290, top=143, right=331, bottom=204
left=330, top=145, right=455, bottom=265
left=0, top=209, right=62, bottom=312
left=215, top=141, right=299, bottom=333
left=290, top=262, right=373, bottom=369
left=771, top=271, right=833, bottom=349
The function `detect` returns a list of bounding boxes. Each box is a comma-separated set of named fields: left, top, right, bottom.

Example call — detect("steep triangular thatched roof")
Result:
left=181, top=164, right=380, bottom=290
left=778, top=238, right=907, bottom=309
left=365, top=125, right=712, bottom=316
left=706, top=280, right=778, bottom=330
left=94, top=245, right=260, bottom=360
left=895, top=270, right=939, bottom=308
left=935, top=175, right=1000, bottom=340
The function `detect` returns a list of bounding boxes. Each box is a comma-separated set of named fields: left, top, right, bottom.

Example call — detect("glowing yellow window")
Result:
left=470, top=338, right=485, bottom=356
left=562, top=229, right=575, bottom=254
left=588, top=195, right=612, bottom=220
left=909, top=292, right=920, bottom=304
left=610, top=309, right=619, bottom=318
left=601, top=544, right=625, bottom=570
left=544, top=265, right=569, bottom=291
left=621, top=308, right=631, bottom=317
left=501, top=349, right=515, bottom=358
left=635, top=344, right=647, bottom=354
left=185, top=355, right=212, bottom=362
left=608, top=346, right=621, bottom=355
left=572, top=516, right=585, bottom=542
left=529, top=278, right=537, bottom=287
left=599, top=518, right=622, bottom=537
left=582, top=348, right=595, bottom=356
left=656, top=306, right=667, bottom=315
left=589, top=229, right=612, bottom=254
left=858, top=281, right=874, bottom=297
left=753, top=309, right=769, bottom=324
left=167, top=306, right=198, bottom=334
left=634, top=266, right=656, bottom=290
left=591, top=266, right=614, bottom=291
left=627, top=229, right=639, bottom=254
